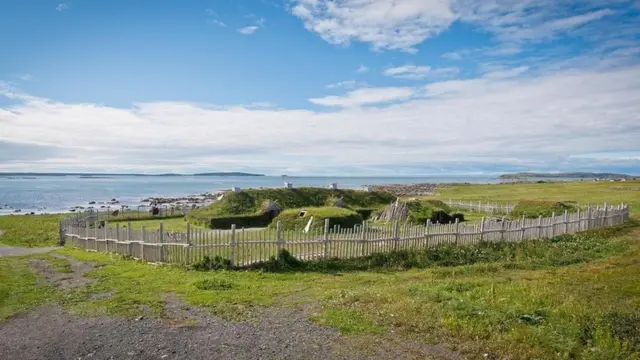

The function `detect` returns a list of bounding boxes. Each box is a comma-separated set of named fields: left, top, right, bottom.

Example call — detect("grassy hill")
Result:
left=188, top=187, right=395, bottom=220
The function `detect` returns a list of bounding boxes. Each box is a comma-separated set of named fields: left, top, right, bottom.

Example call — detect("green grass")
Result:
left=435, top=180, right=640, bottom=215
left=510, top=200, right=578, bottom=219
left=0, top=256, right=56, bottom=319
left=0, top=214, right=64, bottom=247
left=109, top=217, right=203, bottom=232
left=272, top=207, right=363, bottom=230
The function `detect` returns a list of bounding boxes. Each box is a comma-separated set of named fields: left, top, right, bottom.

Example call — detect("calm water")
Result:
left=0, top=175, right=503, bottom=214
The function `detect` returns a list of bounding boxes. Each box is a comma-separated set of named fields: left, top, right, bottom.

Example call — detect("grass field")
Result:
left=1, top=180, right=639, bottom=359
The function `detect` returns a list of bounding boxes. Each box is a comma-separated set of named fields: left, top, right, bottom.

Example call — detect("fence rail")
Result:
left=61, top=202, right=630, bottom=267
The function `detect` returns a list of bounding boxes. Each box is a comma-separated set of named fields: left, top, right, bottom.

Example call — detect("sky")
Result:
left=0, top=0, right=639, bottom=176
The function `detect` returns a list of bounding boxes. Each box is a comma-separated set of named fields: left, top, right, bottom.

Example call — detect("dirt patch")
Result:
left=29, top=254, right=96, bottom=290
left=0, top=245, right=61, bottom=257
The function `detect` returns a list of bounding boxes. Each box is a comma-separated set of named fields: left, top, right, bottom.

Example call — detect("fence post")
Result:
left=104, top=221, right=109, bottom=240
left=604, top=203, right=608, bottom=227
left=500, top=217, right=505, bottom=241
left=479, top=217, right=485, bottom=242
left=394, top=221, right=400, bottom=250
left=276, top=221, right=283, bottom=259
left=58, top=220, right=65, bottom=245
left=85, top=221, right=89, bottom=240
left=587, top=207, right=592, bottom=230
left=229, top=224, right=236, bottom=266
left=520, top=215, right=526, bottom=241
left=186, top=222, right=191, bottom=264
left=551, top=212, right=556, bottom=237
left=454, top=218, right=459, bottom=245
left=159, top=222, right=164, bottom=243
left=94, top=220, right=98, bottom=239
left=360, top=221, right=367, bottom=256
left=563, top=210, right=568, bottom=234
left=537, top=215, right=542, bottom=238
left=127, top=222, right=132, bottom=241
left=116, top=224, right=121, bottom=242
left=323, top=219, right=330, bottom=258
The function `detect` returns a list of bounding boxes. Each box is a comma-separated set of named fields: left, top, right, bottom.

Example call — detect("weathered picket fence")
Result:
left=61, top=202, right=630, bottom=267
left=447, top=199, right=516, bottom=214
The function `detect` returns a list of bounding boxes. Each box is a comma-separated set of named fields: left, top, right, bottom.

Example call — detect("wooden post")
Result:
left=127, top=222, right=132, bottom=241
left=424, top=220, right=430, bottom=248
left=604, top=204, right=608, bottom=227
left=58, top=220, right=65, bottom=245
left=104, top=221, right=109, bottom=240
left=551, top=212, right=556, bottom=237
left=520, top=215, right=526, bottom=241
left=186, top=222, right=191, bottom=264
left=394, top=221, right=400, bottom=250
left=360, top=221, right=367, bottom=256
left=85, top=221, right=90, bottom=239
left=454, top=218, right=459, bottom=245
left=564, top=210, right=568, bottom=234
left=229, top=224, right=236, bottom=265
left=576, top=208, right=581, bottom=231
left=537, top=215, right=542, bottom=238
left=500, top=217, right=505, bottom=241
left=116, top=224, right=121, bottom=241
left=94, top=220, right=98, bottom=239
left=479, top=217, right=485, bottom=242
left=587, top=207, right=592, bottom=230
left=276, top=221, right=283, bottom=259
left=159, top=222, right=164, bottom=243
left=323, top=219, right=330, bottom=258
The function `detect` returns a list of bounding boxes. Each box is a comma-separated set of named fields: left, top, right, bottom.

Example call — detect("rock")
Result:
left=30, top=212, right=35, bottom=215
left=14, top=209, right=21, bottom=213
left=89, top=201, right=96, bottom=205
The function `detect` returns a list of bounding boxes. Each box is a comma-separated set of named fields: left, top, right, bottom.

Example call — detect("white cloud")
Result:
left=384, top=65, right=459, bottom=79
left=238, top=26, right=259, bottom=35
left=357, top=65, right=369, bottom=73
left=309, top=87, right=416, bottom=107
left=483, top=66, right=529, bottom=79
left=2, top=64, right=640, bottom=174
left=442, top=52, right=463, bottom=60
left=19, top=74, right=36, bottom=82
left=209, top=19, right=227, bottom=27
left=326, top=80, right=358, bottom=89
left=289, top=0, right=457, bottom=52
left=56, top=3, right=70, bottom=11
left=290, top=1, right=622, bottom=51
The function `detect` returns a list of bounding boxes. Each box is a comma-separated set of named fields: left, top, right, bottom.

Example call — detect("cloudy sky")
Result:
left=1, top=0, right=639, bottom=175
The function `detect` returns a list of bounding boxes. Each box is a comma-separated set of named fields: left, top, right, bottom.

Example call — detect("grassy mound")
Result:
left=270, top=207, right=363, bottom=231
left=510, top=200, right=578, bottom=219
left=187, top=188, right=394, bottom=222
left=406, top=199, right=457, bottom=224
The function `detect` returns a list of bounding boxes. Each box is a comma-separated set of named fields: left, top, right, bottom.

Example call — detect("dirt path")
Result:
left=0, top=252, right=463, bottom=360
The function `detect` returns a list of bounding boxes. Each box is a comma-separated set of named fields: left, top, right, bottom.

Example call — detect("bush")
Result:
left=271, top=207, right=363, bottom=231
left=191, top=255, right=232, bottom=271
left=187, top=188, right=395, bottom=220
left=510, top=200, right=578, bottom=219
left=193, top=278, right=234, bottom=291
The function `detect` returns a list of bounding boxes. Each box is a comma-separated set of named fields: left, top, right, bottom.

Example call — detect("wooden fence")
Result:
left=447, top=200, right=516, bottom=214
left=61, top=202, right=630, bottom=267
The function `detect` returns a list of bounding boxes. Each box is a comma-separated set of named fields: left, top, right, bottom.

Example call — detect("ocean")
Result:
left=0, top=175, right=505, bottom=215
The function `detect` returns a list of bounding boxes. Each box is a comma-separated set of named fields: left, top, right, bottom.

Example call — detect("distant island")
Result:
left=1, top=172, right=265, bottom=177
left=500, top=172, right=636, bottom=180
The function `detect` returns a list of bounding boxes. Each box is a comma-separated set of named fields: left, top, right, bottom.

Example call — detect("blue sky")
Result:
left=1, top=0, right=639, bottom=175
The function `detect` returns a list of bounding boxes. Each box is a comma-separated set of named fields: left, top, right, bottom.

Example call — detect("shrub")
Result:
left=271, top=207, right=363, bottom=231
left=353, top=208, right=376, bottom=220
left=510, top=200, right=578, bottom=219
left=191, top=255, right=232, bottom=271
left=193, top=278, right=234, bottom=291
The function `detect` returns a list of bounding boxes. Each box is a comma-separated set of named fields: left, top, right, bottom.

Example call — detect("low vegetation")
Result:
left=0, top=214, right=63, bottom=247
left=510, top=200, right=578, bottom=219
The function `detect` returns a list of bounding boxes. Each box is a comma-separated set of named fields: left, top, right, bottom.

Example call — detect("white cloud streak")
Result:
left=56, top=3, right=70, bottom=12
left=2, top=64, right=640, bottom=173
left=238, top=26, right=259, bottom=35
left=384, top=65, right=459, bottom=79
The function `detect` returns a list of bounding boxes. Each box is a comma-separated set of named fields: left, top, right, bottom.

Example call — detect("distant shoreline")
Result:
left=0, top=172, right=265, bottom=177
left=499, top=172, right=637, bottom=180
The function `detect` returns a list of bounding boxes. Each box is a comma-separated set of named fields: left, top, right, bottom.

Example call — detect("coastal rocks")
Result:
left=367, top=183, right=439, bottom=197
